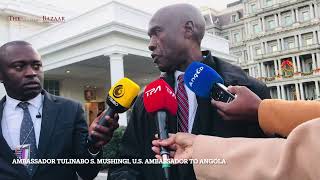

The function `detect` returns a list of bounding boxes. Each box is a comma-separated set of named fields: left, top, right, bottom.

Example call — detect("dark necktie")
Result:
left=176, top=74, right=189, bottom=132
left=18, top=102, right=38, bottom=175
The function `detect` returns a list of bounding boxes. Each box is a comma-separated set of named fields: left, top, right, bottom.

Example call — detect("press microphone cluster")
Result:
left=87, top=77, right=140, bottom=146
left=184, top=62, right=235, bottom=102
left=143, top=79, right=178, bottom=180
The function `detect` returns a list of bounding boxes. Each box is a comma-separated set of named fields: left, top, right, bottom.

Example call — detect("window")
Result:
left=266, top=0, right=273, bottom=6
left=253, top=24, right=261, bottom=33
left=233, top=33, right=240, bottom=43
left=231, top=14, right=237, bottom=23
left=224, top=35, right=229, bottom=40
left=44, top=80, right=60, bottom=96
left=306, top=38, right=313, bottom=46
left=267, top=19, right=275, bottom=29
left=302, top=11, right=310, bottom=21
left=288, top=42, right=295, bottom=49
left=255, top=48, right=262, bottom=55
left=284, top=15, right=292, bottom=26
left=271, top=45, right=278, bottom=52
left=251, top=4, right=257, bottom=13
left=204, top=15, right=212, bottom=25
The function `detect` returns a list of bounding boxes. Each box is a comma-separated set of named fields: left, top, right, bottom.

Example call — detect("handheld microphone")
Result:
left=143, top=79, right=178, bottom=180
left=87, top=77, right=140, bottom=146
left=36, top=112, right=41, bottom=118
left=184, top=62, right=235, bottom=102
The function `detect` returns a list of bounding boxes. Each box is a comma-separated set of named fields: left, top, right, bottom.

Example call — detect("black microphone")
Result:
left=36, top=112, right=41, bottom=118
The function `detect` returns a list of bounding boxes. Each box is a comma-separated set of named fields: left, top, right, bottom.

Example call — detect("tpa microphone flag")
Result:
left=143, top=79, right=178, bottom=115
left=184, top=62, right=224, bottom=98
left=143, top=79, right=177, bottom=180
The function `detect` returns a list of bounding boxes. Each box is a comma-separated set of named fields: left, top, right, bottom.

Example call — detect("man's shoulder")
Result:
left=45, top=92, right=81, bottom=107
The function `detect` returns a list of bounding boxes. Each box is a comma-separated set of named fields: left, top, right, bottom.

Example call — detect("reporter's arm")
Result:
left=193, top=118, right=320, bottom=180
left=258, top=100, right=320, bottom=137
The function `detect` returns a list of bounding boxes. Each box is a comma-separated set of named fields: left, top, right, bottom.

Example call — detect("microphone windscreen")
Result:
left=107, top=77, right=140, bottom=113
left=184, top=62, right=224, bottom=98
left=143, top=79, right=178, bottom=116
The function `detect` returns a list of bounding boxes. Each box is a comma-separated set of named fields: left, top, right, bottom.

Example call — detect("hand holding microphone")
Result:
left=184, top=62, right=261, bottom=121
left=88, top=78, right=140, bottom=152
left=184, top=61, right=235, bottom=102
left=143, top=79, right=178, bottom=180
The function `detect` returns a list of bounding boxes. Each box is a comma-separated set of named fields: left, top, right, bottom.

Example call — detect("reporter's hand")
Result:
left=152, top=133, right=196, bottom=160
left=211, top=86, right=262, bottom=121
left=88, top=111, right=119, bottom=153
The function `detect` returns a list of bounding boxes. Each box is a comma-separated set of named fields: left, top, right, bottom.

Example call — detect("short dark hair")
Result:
left=0, top=41, right=32, bottom=62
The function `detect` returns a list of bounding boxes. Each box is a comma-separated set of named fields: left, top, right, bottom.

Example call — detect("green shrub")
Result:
left=101, top=126, right=126, bottom=169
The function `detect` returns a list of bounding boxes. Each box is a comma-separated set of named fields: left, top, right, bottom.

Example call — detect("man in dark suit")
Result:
left=108, top=4, right=270, bottom=180
left=0, top=41, right=119, bottom=180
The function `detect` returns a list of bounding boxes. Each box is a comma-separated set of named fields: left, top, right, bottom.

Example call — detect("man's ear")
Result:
left=184, top=21, right=194, bottom=39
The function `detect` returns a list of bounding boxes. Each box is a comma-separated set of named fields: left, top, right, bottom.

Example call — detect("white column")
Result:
left=277, top=85, right=281, bottom=99
left=313, top=31, right=317, bottom=45
left=277, top=39, right=281, bottom=51
left=262, top=17, right=266, bottom=32
left=297, top=55, right=302, bottom=72
left=299, top=82, right=305, bottom=100
left=312, top=53, right=316, bottom=70
left=249, top=67, right=252, bottom=76
left=278, top=59, right=282, bottom=76
left=247, top=46, right=251, bottom=61
left=261, top=62, right=266, bottom=77
left=264, top=42, right=268, bottom=53
left=316, top=53, right=320, bottom=69
left=274, top=14, right=279, bottom=27
left=318, top=30, right=320, bottom=44
left=292, top=9, right=296, bottom=22
left=295, top=83, right=300, bottom=100
left=281, top=38, right=285, bottom=50
left=278, top=13, right=282, bottom=27
left=108, top=53, right=127, bottom=126
left=250, top=46, right=254, bottom=61
left=315, top=81, right=320, bottom=99
left=274, top=60, right=279, bottom=76
left=298, top=34, right=303, bottom=48
left=295, top=8, right=300, bottom=22
left=257, top=63, right=261, bottom=77
left=310, top=4, right=315, bottom=19
left=261, top=42, right=265, bottom=54
left=315, top=3, right=319, bottom=19
left=292, top=56, right=297, bottom=73
left=267, top=64, right=271, bottom=77
left=281, top=85, right=286, bottom=99
left=294, top=35, right=299, bottom=48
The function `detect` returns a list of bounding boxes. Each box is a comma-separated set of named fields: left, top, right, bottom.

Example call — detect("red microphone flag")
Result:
left=143, top=79, right=178, bottom=116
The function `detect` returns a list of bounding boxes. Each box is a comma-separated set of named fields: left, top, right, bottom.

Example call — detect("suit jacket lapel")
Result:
left=0, top=97, right=30, bottom=178
left=33, top=91, right=60, bottom=175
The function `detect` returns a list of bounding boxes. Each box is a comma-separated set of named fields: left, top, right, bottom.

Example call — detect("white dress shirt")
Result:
left=1, top=94, right=43, bottom=150
left=174, top=71, right=198, bottom=133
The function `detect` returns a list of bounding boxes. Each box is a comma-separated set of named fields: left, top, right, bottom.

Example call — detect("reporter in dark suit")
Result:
left=0, top=41, right=119, bottom=180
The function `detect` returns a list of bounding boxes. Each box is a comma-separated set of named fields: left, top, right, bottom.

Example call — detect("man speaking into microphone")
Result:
left=108, top=3, right=270, bottom=180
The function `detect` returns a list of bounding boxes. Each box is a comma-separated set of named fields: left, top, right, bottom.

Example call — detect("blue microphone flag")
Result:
left=184, top=62, right=224, bottom=98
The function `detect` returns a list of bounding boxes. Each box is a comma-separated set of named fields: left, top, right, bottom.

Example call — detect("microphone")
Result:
left=36, top=112, right=41, bottom=118
left=184, top=62, right=235, bottom=102
left=143, top=79, right=178, bottom=180
left=87, top=77, right=140, bottom=145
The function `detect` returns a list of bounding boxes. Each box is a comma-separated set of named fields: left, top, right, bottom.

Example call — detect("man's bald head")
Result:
left=150, top=4, right=206, bottom=45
